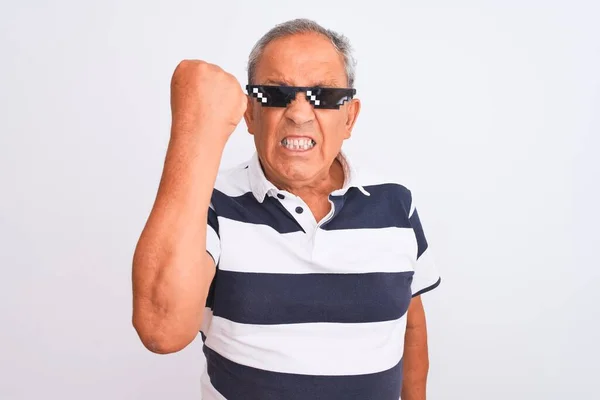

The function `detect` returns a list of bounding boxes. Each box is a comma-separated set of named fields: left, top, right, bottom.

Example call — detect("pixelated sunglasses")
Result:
left=246, top=85, right=356, bottom=109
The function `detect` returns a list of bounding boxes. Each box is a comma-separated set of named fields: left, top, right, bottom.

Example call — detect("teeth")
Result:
left=282, top=138, right=315, bottom=150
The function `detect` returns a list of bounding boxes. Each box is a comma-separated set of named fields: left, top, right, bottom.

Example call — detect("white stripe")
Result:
left=204, top=315, right=406, bottom=376
left=411, top=247, right=439, bottom=294
left=314, top=225, right=417, bottom=273
left=218, top=217, right=417, bottom=274
left=200, top=307, right=213, bottom=334
left=218, top=217, right=310, bottom=273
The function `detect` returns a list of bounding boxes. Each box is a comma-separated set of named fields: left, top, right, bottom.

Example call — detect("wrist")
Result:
left=171, top=120, right=231, bottom=144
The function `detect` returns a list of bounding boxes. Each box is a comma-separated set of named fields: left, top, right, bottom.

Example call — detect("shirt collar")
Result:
left=248, top=150, right=371, bottom=203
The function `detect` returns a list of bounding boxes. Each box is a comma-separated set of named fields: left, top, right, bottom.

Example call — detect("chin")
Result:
left=279, top=162, right=319, bottom=181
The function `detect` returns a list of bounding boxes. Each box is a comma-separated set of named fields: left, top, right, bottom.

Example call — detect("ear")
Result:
left=343, top=98, right=361, bottom=139
left=243, top=95, right=256, bottom=135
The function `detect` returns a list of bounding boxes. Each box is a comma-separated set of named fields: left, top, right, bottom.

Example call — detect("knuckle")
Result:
left=175, top=59, right=209, bottom=75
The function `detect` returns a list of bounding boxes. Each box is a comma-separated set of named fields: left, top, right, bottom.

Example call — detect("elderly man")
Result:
left=132, top=18, right=441, bottom=400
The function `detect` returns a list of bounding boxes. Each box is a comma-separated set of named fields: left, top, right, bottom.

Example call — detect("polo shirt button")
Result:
left=277, top=193, right=285, bottom=200
left=295, top=206, right=304, bottom=214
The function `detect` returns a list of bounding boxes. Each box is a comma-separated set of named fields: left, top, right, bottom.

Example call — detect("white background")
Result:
left=1, top=1, right=598, bottom=399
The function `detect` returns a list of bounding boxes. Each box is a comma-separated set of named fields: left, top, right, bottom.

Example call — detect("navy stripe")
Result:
left=211, top=189, right=303, bottom=234
left=212, top=270, right=414, bottom=324
left=203, top=345, right=403, bottom=400
left=322, top=183, right=411, bottom=230
left=409, top=208, right=429, bottom=259
left=412, top=277, right=441, bottom=297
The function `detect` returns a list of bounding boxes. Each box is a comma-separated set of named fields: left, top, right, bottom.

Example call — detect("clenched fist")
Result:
left=170, top=60, right=247, bottom=138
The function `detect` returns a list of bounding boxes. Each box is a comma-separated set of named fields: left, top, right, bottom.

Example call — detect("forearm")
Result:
left=132, top=130, right=226, bottom=353
left=401, top=299, right=430, bottom=400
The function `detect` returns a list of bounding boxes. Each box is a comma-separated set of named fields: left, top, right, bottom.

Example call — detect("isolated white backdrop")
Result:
left=1, top=1, right=598, bottom=399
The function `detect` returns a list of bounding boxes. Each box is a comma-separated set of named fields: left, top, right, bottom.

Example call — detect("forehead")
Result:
left=254, top=32, right=348, bottom=87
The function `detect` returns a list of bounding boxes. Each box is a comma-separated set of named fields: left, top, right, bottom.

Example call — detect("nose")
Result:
left=284, top=91, right=315, bottom=126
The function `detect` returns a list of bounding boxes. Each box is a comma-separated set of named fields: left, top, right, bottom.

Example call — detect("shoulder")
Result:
left=212, top=159, right=252, bottom=198
left=352, top=161, right=417, bottom=213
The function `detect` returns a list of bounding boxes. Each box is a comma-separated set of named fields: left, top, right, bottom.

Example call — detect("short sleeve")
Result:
left=206, top=203, right=221, bottom=265
left=408, top=192, right=441, bottom=297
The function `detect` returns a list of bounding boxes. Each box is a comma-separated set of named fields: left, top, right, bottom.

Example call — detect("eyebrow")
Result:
left=261, top=79, right=343, bottom=88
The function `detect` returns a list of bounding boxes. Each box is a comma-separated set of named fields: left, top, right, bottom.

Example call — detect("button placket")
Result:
left=275, top=192, right=316, bottom=232
left=311, top=198, right=337, bottom=259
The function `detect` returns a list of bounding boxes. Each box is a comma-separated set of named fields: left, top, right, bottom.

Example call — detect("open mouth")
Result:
left=280, top=137, right=316, bottom=151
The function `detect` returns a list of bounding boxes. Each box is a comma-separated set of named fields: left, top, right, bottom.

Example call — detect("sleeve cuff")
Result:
left=412, top=277, right=441, bottom=297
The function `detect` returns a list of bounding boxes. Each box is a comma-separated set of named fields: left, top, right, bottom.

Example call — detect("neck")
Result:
left=262, top=157, right=345, bottom=200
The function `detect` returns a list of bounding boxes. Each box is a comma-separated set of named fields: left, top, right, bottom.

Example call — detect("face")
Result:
left=244, top=32, right=361, bottom=188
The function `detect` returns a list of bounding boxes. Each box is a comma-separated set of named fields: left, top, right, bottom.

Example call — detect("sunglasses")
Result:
left=246, top=85, right=356, bottom=109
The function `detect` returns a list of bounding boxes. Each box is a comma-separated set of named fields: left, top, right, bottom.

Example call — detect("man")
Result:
left=132, top=18, right=441, bottom=400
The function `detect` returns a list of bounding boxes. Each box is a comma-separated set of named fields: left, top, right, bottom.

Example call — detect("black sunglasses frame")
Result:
left=246, top=85, right=356, bottom=110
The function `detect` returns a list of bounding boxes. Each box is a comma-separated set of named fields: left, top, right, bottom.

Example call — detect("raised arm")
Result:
left=132, top=60, right=247, bottom=354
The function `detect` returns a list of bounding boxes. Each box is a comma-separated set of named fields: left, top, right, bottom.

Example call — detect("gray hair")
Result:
left=247, top=18, right=357, bottom=87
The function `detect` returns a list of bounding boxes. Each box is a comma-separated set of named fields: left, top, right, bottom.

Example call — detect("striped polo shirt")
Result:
left=200, top=150, right=441, bottom=400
